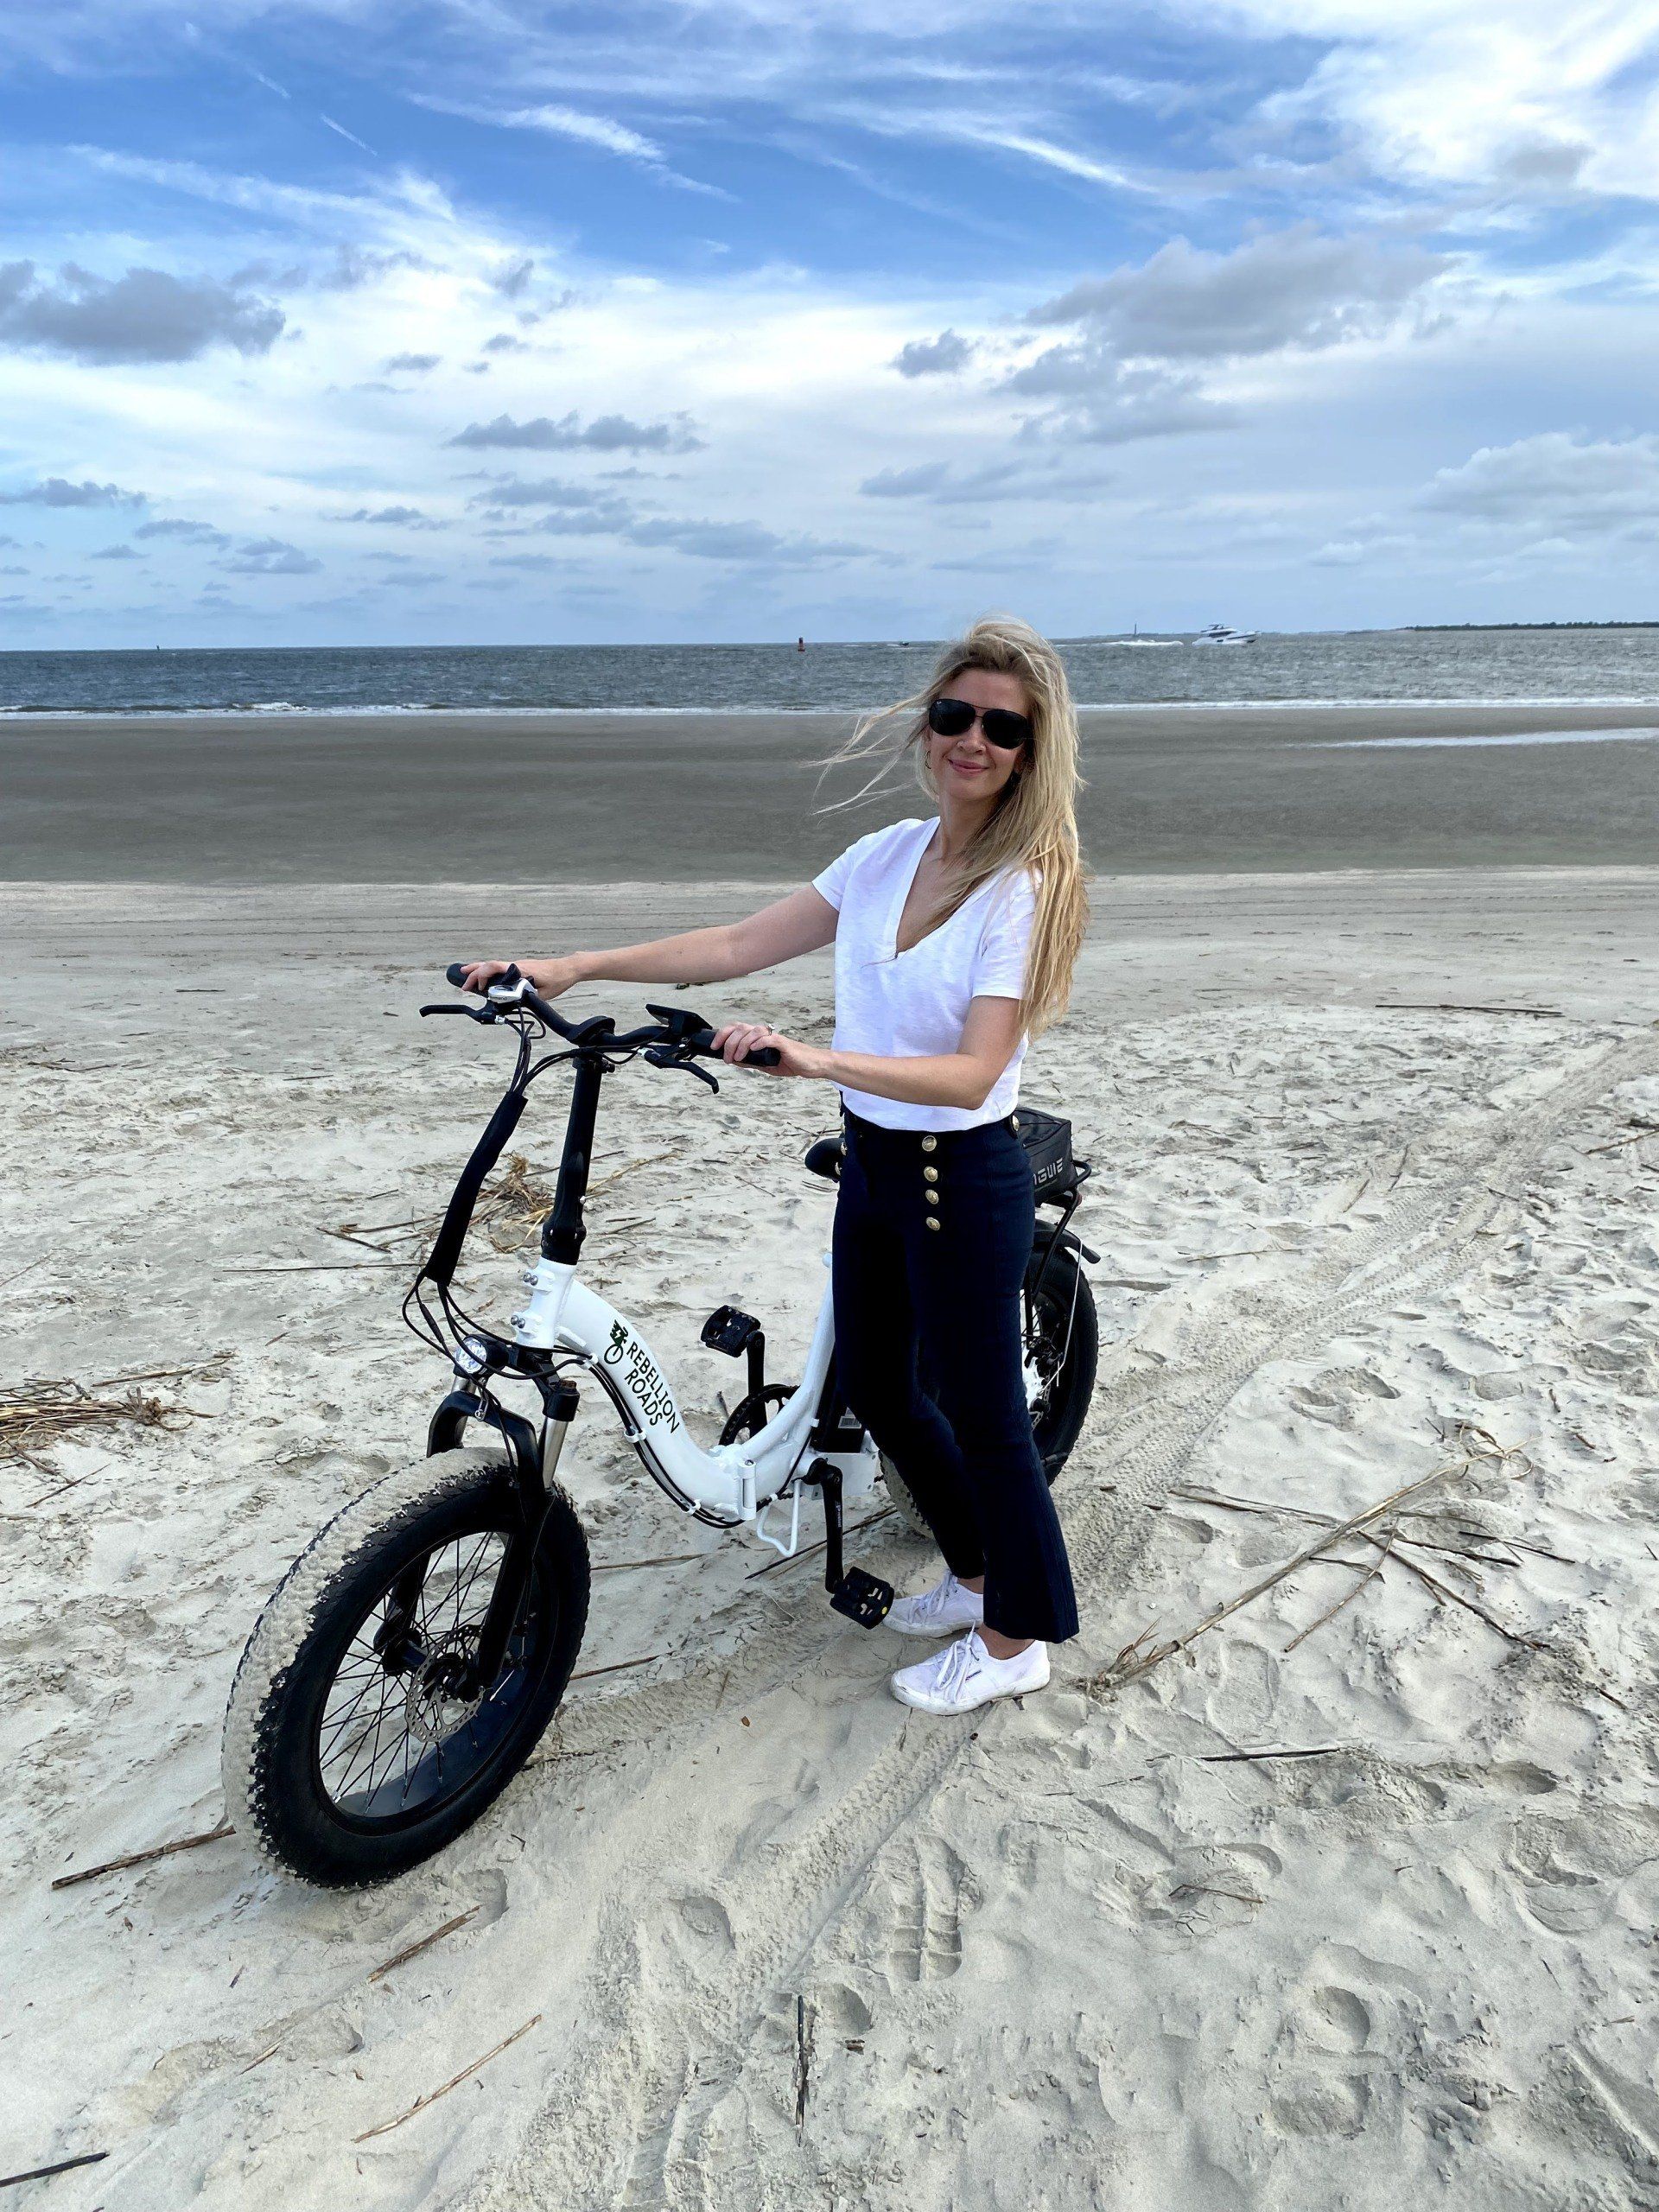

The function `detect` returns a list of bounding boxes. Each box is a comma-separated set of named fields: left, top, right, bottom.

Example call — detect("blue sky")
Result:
left=3, top=0, right=1657, bottom=645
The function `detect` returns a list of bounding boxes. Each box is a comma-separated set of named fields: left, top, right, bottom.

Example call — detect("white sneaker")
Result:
left=886, top=1571, right=985, bottom=1638
left=890, top=1628, right=1051, bottom=1714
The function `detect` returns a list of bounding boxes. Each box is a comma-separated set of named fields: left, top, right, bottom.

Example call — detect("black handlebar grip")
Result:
left=691, top=1028, right=781, bottom=1068
left=448, top=961, right=524, bottom=995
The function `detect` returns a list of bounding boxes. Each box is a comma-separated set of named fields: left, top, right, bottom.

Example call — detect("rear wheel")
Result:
left=223, top=1446, right=589, bottom=1887
left=880, top=1230, right=1097, bottom=1537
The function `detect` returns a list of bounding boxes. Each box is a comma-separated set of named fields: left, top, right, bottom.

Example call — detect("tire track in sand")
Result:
left=457, top=1030, right=1657, bottom=2210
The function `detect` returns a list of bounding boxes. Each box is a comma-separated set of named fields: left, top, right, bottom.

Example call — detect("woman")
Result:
left=458, top=614, right=1089, bottom=1715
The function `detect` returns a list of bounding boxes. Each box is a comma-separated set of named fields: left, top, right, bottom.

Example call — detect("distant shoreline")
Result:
left=1402, top=620, right=1659, bottom=632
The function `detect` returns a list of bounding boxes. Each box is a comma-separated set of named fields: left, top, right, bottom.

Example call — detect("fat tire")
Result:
left=880, top=1235, right=1098, bottom=1537
left=222, top=1446, right=588, bottom=1888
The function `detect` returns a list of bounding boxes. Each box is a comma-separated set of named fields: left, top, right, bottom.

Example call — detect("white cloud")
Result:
left=1236, top=0, right=1659, bottom=203
left=0, top=259, right=285, bottom=363
left=1417, top=429, right=1659, bottom=537
left=0, top=475, right=145, bottom=506
left=891, top=328, right=975, bottom=377
left=219, top=535, right=322, bottom=575
left=446, top=410, right=706, bottom=453
left=413, top=96, right=731, bottom=198
left=1006, top=353, right=1232, bottom=443
left=859, top=455, right=1120, bottom=501
left=1026, top=227, right=1453, bottom=361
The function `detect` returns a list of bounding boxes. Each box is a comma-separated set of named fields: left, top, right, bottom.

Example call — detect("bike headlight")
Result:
left=453, top=1333, right=491, bottom=1379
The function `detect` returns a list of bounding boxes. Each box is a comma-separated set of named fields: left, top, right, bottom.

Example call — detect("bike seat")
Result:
left=803, top=1133, right=844, bottom=1185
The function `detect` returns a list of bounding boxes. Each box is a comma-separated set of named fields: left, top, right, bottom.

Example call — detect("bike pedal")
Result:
left=700, top=1304, right=761, bottom=1357
left=830, top=1567, right=894, bottom=1629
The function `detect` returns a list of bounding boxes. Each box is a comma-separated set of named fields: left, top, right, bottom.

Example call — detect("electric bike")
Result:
left=222, top=967, right=1098, bottom=1885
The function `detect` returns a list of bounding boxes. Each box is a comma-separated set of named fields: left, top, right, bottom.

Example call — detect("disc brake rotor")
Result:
left=402, top=1633, right=486, bottom=1745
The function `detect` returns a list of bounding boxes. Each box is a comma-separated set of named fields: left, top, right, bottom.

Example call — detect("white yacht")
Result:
left=1192, top=621, right=1257, bottom=645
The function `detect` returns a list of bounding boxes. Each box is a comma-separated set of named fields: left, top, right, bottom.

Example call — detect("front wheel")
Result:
left=880, top=1230, right=1098, bottom=1538
left=222, top=1446, right=589, bottom=1887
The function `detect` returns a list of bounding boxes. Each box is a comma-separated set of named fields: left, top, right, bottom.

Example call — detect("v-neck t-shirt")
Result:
left=810, top=814, right=1039, bottom=1132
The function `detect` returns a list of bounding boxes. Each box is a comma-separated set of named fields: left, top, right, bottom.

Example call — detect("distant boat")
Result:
left=1192, top=621, right=1256, bottom=646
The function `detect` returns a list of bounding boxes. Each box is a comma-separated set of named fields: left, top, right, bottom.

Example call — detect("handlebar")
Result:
left=429, top=963, right=783, bottom=1068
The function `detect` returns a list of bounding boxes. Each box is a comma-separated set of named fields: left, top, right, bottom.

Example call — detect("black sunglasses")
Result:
left=927, top=696, right=1033, bottom=752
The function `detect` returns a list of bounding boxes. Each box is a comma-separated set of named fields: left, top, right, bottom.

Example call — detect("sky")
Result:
left=2, top=0, right=1658, bottom=647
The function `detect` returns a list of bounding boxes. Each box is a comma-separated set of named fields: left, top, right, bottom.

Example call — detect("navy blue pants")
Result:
left=830, top=1104, right=1080, bottom=1644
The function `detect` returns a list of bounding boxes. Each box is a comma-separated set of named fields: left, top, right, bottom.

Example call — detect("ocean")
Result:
left=3, top=627, right=1659, bottom=716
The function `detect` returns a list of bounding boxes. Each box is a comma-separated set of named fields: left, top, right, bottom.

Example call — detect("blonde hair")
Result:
left=812, top=614, right=1089, bottom=1041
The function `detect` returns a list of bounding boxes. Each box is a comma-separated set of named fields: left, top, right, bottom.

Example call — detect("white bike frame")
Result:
left=435, top=971, right=1050, bottom=1565
left=510, top=1246, right=879, bottom=1554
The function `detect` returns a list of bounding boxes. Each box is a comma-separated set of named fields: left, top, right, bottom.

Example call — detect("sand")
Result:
left=3, top=868, right=1658, bottom=2210
left=3, top=702, right=1658, bottom=880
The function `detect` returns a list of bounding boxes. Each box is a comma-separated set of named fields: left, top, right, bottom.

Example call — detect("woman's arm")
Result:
left=457, top=886, right=838, bottom=997
left=714, top=996, right=1025, bottom=1113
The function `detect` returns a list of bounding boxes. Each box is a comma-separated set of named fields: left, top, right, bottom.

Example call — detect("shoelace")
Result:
left=926, top=1631, right=983, bottom=1701
left=916, top=1573, right=961, bottom=1624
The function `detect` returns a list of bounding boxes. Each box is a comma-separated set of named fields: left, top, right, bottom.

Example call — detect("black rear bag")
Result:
left=1015, top=1105, right=1079, bottom=1202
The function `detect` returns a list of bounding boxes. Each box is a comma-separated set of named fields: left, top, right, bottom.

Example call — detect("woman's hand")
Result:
left=709, top=1022, right=823, bottom=1080
left=453, top=956, right=582, bottom=999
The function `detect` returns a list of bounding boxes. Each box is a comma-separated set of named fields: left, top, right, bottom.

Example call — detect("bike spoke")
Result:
left=327, top=1675, right=399, bottom=1795
left=311, top=1521, right=545, bottom=1827
left=317, top=1674, right=384, bottom=1758
left=360, top=1713, right=416, bottom=1808
left=328, top=1656, right=406, bottom=1787
left=449, top=1535, right=500, bottom=1629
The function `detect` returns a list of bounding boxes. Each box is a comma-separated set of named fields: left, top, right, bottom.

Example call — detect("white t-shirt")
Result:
left=810, top=814, right=1039, bottom=1132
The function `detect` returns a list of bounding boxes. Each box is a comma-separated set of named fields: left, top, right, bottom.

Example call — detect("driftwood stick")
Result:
left=353, top=2015, right=541, bottom=2143
left=1098, top=1459, right=1476, bottom=1692
left=1376, top=1001, right=1565, bottom=1019
left=217, top=1261, right=406, bottom=1274
left=569, top=1651, right=664, bottom=1683
left=1170, top=1882, right=1262, bottom=1906
left=1282, top=1530, right=1397, bottom=1655
left=51, top=1819, right=234, bottom=1891
left=1584, top=1121, right=1659, bottom=1156
left=1357, top=1533, right=1545, bottom=1649
left=1173, top=1484, right=1539, bottom=1570
left=1196, top=1745, right=1347, bottom=1763
left=590, top=1147, right=680, bottom=1192
left=592, top=1552, right=707, bottom=1574
left=367, top=1907, right=480, bottom=1985
left=0, top=2151, right=109, bottom=2190
left=794, top=1995, right=813, bottom=2136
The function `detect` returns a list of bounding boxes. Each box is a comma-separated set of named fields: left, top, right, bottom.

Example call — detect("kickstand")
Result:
left=804, top=1458, right=893, bottom=1628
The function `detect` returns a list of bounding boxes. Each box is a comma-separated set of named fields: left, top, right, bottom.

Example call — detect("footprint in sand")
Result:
left=1268, top=1960, right=1408, bottom=2145
left=856, top=1835, right=979, bottom=1986
left=1503, top=1810, right=1651, bottom=1936
left=674, top=1891, right=736, bottom=1956
left=1136, top=1842, right=1280, bottom=1942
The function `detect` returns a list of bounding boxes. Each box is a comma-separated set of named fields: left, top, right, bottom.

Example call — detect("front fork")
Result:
left=378, top=1377, right=580, bottom=1691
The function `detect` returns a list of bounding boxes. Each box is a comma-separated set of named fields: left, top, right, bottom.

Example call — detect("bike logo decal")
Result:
left=601, top=1319, right=680, bottom=1432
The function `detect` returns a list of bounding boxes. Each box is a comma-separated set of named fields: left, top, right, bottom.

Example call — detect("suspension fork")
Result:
left=380, top=1380, right=578, bottom=1687
left=470, top=1377, right=581, bottom=1688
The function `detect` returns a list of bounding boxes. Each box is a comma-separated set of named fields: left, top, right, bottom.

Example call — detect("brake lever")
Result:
left=644, top=1045, right=720, bottom=1092
left=419, top=1002, right=498, bottom=1023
